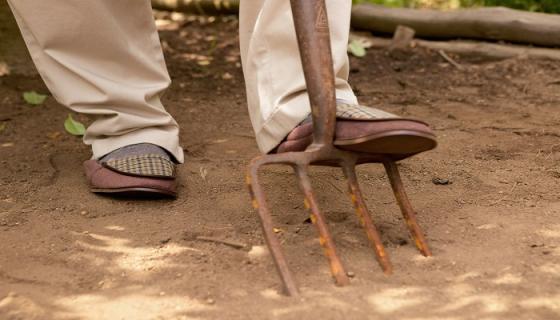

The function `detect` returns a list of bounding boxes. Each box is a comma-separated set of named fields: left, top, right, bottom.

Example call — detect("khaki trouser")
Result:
left=8, top=0, right=356, bottom=163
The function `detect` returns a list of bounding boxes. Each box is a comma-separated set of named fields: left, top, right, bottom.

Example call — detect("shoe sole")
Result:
left=334, top=129, right=437, bottom=155
left=90, top=187, right=177, bottom=198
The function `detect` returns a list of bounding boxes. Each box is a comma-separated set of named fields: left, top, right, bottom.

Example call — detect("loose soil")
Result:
left=1, top=5, right=559, bottom=320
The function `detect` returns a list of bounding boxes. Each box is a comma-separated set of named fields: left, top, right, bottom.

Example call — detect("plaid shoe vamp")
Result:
left=336, top=103, right=400, bottom=121
left=101, top=154, right=175, bottom=179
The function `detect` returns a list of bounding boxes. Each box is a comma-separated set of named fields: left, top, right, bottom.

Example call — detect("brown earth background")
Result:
left=1, top=3, right=559, bottom=320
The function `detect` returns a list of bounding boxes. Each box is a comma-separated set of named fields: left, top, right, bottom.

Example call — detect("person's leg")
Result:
left=7, top=0, right=183, bottom=163
left=240, top=1, right=436, bottom=157
left=239, top=0, right=356, bottom=154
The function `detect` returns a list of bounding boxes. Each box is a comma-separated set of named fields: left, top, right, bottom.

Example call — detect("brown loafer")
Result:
left=275, top=104, right=437, bottom=160
left=84, top=160, right=177, bottom=198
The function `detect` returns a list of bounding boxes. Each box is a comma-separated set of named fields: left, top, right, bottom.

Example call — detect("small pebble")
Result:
left=347, top=271, right=356, bottom=278
left=432, top=177, right=452, bottom=185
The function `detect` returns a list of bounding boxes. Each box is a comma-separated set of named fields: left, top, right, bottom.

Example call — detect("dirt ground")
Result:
left=1, top=6, right=560, bottom=320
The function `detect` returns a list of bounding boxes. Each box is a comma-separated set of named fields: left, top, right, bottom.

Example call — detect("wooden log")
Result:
left=152, top=0, right=239, bottom=15
left=351, top=4, right=560, bottom=47
left=369, top=37, right=560, bottom=61
left=389, top=25, right=416, bottom=51
left=151, top=1, right=560, bottom=47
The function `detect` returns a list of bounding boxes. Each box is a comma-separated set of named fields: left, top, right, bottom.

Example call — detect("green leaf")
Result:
left=348, top=40, right=367, bottom=58
left=64, top=114, right=86, bottom=136
left=0, top=122, right=6, bottom=133
left=23, top=91, right=47, bottom=105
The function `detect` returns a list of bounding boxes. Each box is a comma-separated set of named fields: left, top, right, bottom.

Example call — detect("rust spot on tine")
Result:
left=247, top=163, right=300, bottom=297
left=383, top=161, right=432, bottom=257
left=295, top=166, right=350, bottom=286
left=342, top=164, right=393, bottom=275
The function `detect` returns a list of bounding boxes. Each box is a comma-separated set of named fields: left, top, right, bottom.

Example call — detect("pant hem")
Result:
left=255, top=89, right=357, bottom=154
left=90, top=127, right=184, bottom=163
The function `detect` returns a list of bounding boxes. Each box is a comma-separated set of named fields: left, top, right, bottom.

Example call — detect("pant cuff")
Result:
left=255, top=89, right=357, bottom=154
left=90, top=127, right=184, bottom=163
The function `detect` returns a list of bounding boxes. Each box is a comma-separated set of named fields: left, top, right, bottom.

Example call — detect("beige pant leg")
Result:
left=240, top=0, right=357, bottom=154
left=7, top=0, right=184, bottom=162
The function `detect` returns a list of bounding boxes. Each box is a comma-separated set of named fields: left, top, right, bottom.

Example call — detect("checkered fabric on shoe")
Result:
left=102, top=154, right=175, bottom=179
left=336, top=103, right=399, bottom=120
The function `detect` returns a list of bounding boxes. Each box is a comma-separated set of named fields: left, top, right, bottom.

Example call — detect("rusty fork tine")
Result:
left=295, top=165, right=350, bottom=286
left=246, top=162, right=300, bottom=297
left=342, top=164, right=393, bottom=274
left=383, top=161, right=432, bottom=257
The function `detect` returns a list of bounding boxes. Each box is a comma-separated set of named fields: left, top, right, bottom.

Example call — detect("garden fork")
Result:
left=246, top=0, right=432, bottom=297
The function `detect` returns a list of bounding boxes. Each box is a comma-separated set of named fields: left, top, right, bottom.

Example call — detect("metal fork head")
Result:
left=247, top=147, right=431, bottom=297
left=247, top=147, right=386, bottom=296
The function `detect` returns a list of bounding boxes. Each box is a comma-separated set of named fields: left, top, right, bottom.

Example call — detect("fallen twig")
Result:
left=489, top=182, right=518, bottom=206
left=368, top=37, right=560, bottom=61
left=438, top=50, right=464, bottom=70
left=195, top=236, right=247, bottom=249
left=546, top=80, right=560, bottom=86
left=326, top=180, right=345, bottom=194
